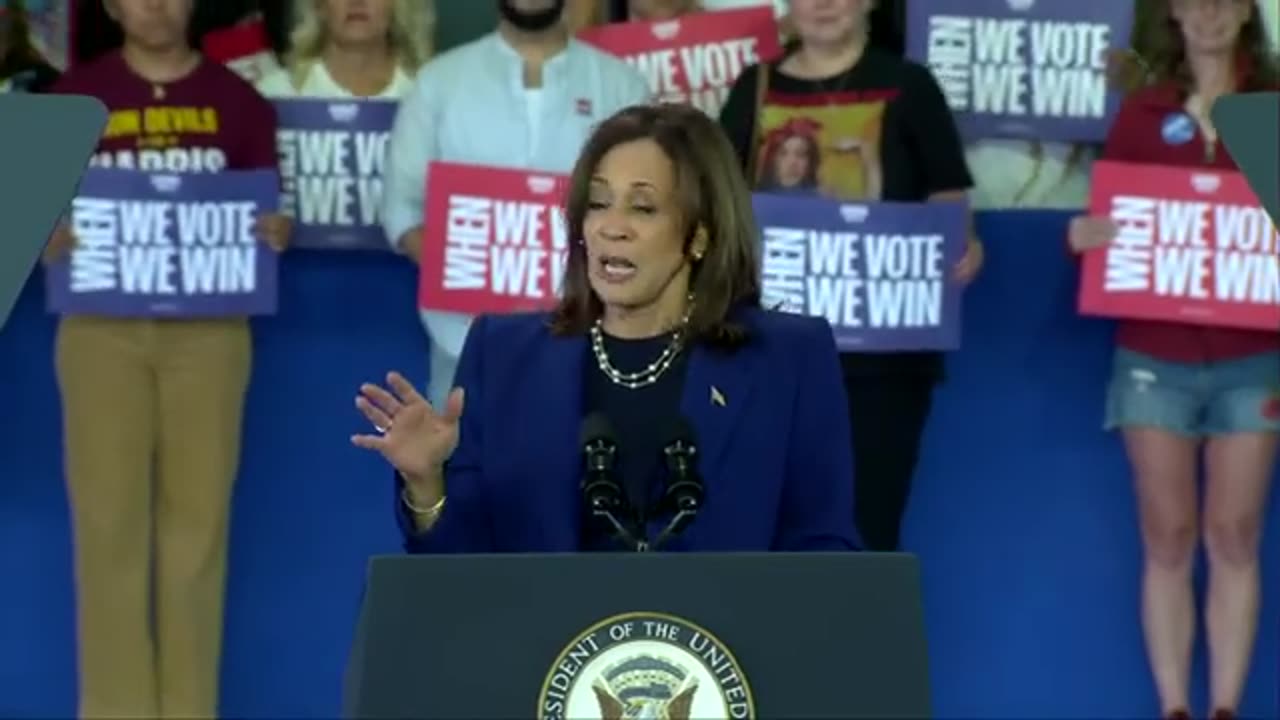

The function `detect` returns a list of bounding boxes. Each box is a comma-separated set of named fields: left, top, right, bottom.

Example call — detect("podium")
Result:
left=0, top=94, right=105, bottom=327
left=344, top=552, right=930, bottom=719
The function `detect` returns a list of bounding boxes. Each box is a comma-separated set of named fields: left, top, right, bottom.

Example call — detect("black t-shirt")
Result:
left=581, top=332, right=689, bottom=551
left=718, top=47, right=972, bottom=379
left=0, top=60, right=60, bottom=93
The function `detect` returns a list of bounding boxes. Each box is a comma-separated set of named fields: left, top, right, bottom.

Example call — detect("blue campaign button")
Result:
left=1161, top=112, right=1195, bottom=145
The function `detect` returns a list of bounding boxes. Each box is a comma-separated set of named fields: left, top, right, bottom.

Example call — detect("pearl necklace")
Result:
left=590, top=303, right=693, bottom=390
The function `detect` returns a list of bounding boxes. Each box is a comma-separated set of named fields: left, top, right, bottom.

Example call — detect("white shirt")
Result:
left=382, top=32, right=650, bottom=246
left=382, top=31, right=650, bottom=357
left=225, top=51, right=281, bottom=86
left=255, top=62, right=413, bottom=99
left=965, top=140, right=1094, bottom=210
left=1263, top=0, right=1280, bottom=53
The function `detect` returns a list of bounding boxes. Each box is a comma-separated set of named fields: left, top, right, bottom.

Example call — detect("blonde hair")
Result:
left=284, top=0, right=435, bottom=91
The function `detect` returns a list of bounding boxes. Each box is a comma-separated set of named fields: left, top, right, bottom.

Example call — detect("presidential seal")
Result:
left=537, top=611, right=754, bottom=720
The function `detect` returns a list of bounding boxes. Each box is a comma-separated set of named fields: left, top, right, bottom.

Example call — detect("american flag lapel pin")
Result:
left=710, top=385, right=726, bottom=407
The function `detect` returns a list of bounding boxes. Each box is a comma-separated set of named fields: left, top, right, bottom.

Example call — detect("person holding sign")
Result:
left=354, top=103, right=858, bottom=554
left=1068, top=2, right=1278, bottom=718
left=256, top=0, right=434, bottom=99
left=381, top=0, right=649, bottom=410
left=718, top=0, right=982, bottom=553
left=255, top=0, right=433, bottom=249
left=40, top=0, right=289, bottom=716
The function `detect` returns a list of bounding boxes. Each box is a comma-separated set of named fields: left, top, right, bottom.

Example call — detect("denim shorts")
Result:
left=1104, top=348, right=1280, bottom=436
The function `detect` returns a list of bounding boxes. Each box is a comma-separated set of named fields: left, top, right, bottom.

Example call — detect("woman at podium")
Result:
left=353, top=103, right=859, bottom=553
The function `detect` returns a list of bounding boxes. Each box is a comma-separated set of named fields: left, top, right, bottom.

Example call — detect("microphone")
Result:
left=579, top=413, right=644, bottom=551
left=652, top=417, right=704, bottom=550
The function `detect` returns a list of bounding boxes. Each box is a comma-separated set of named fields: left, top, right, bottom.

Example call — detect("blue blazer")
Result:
left=395, top=307, right=860, bottom=553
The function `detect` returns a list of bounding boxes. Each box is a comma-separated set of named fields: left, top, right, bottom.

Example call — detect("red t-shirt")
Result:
left=49, top=50, right=277, bottom=173
left=1099, top=81, right=1279, bottom=363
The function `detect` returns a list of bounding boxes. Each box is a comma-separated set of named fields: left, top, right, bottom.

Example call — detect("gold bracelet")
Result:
left=401, top=487, right=446, bottom=517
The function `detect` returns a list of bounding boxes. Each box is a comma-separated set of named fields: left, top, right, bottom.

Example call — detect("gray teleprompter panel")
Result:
left=1214, top=91, right=1279, bottom=227
left=0, top=93, right=106, bottom=327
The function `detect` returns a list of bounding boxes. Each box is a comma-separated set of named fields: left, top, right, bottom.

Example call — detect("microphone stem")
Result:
left=650, top=509, right=694, bottom=551
left=593, top=508, right=644, bottom=552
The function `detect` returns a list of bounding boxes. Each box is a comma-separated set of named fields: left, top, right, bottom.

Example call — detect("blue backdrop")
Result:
left=1, top=211, right=1276, bottom=718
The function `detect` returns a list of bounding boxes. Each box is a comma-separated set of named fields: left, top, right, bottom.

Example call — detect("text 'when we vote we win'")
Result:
left=628, top=37, right=760, bottom=114
left=69, top=199, right=260, bottom=296
left=763, top=229, right=949, bottom=330
left=442, top=196, right=569, bottom=301
left=1104, top=197, right=1280, bottom=303
left=927, top=16, right=1113, bottom=118
left=278, top=127, right=388, bottom=226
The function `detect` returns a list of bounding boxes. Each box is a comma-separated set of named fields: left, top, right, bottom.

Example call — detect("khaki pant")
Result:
left=55, top=315, right=251, bottom=719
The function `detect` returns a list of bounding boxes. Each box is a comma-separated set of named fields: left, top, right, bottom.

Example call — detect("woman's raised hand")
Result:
left=352, top=372, right=464, bottom=485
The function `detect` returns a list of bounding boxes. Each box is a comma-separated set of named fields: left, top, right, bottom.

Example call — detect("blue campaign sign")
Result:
left=44, top=167, right=281, bottom=317
left=273, top=98, right=398, bottom=250
left=754, top=193, right=968, bottom=352
left=906, top=0, right=1134, bottom=142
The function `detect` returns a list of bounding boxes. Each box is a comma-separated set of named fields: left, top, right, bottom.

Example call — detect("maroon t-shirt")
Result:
left=50, top=50, right=277, bottom=173
left=1100, top=81, right=1279, bottom=363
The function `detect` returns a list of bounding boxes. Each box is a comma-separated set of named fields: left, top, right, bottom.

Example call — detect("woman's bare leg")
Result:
left=1202, top=431, right=1276, bottom=713
left=1124, top=427, right=1200, bottom=715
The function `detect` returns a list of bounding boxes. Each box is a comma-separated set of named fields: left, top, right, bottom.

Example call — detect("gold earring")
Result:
left=691, top=227, right=708, bottom=261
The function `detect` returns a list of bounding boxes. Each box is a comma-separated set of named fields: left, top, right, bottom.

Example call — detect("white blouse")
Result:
left=256, top=61, right=413, bottom=100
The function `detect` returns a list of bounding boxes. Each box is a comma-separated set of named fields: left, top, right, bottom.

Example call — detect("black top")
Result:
left=0, top=61, right=60, bottom=93
left=581, top=331, right=689, bottom=551
left=718, top=46, right=972, bottom=380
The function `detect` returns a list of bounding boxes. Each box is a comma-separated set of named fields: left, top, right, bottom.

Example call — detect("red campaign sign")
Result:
left=201, top=20, right=277, bottom=83
left=577, top=6, right=782, bottom=117
left=418, top=163, right=571, bottom=315
left=202, top=21, right=270, bottom=62
left=1078, top=160, right=1280, bottom=330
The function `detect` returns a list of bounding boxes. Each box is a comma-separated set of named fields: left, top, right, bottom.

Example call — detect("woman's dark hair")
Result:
left=0, top=0, right=48, bottom=77
left=73, top=0, right=121, bottom=62
left=1111, top=0, right=1278, bottom=94
left=549, top=103, right=763, bottom=349
left=869, top=0, right=905, bottom=56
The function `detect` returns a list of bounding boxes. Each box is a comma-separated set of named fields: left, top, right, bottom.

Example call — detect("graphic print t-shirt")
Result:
left=719, top=47, right=972, bottom=377
left=49, top=50, right=278, bottom=173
